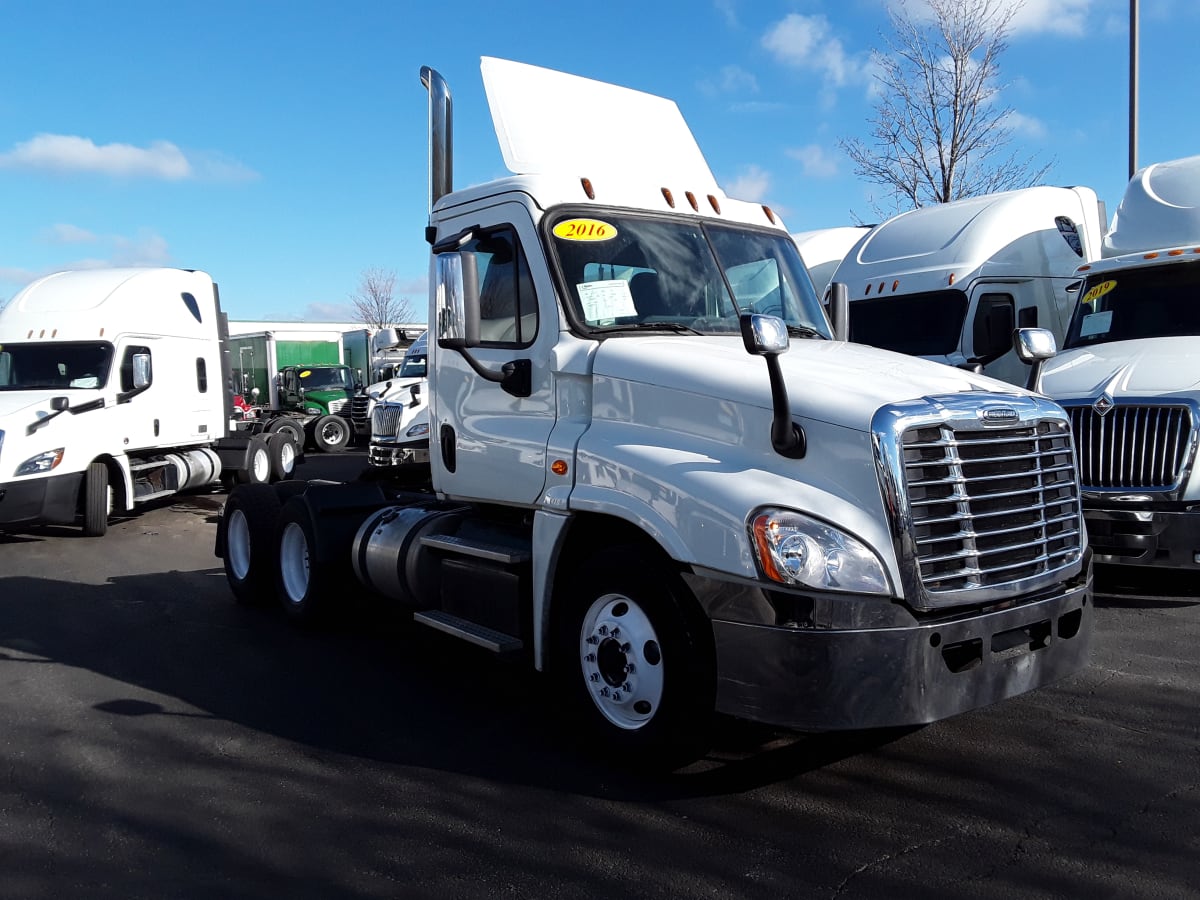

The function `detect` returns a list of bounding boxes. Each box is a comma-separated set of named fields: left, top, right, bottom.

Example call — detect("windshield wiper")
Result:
left=786, top=324, right=827, bottom=339
left=590, top=321, right=706, bottom=336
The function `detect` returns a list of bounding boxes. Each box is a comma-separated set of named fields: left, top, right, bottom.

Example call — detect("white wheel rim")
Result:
left=227, top=509, right=251, bottom=581
left=279, top=441, right=296, bottom=474
left=579, top=593, right=664, bottom=731
left=321, top=421, right=343, bottom=443
left=253, top=448, right=271, bottom=481
left=279, top=521, right=310, bottom=605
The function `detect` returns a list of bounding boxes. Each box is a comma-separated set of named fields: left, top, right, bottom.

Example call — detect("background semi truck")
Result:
left=829, top=186, right=1106, bottom=385
left=0, top=268, right=297, bottom=537
left=1036, top=154, right=1200, bottom=568
left=215, top=57, right=1093, bottom=768
left=366, top=331, right=429, bottom=471
left=228, top=330, right=356, bottom=452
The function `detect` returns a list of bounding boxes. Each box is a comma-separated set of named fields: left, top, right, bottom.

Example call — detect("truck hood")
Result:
left=1041, top=337, right=1200, bottom=398
left=0, top=389, right=82, bottom=423
left=590, top=336, right=1013, bottom=430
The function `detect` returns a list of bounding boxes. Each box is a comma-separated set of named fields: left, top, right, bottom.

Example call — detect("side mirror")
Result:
left=826, top=282, right=849, bottom=342
left=1014, top=327, right=1057, bottom=393
left=50, top=396, right=69, bottom=411
left=131, top=353, right=152, bottom=390
left=739, top=313, right=804, bottom=458
left=435, top=251, right=480, bottom=350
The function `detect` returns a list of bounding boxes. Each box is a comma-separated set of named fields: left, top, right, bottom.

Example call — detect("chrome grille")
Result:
left=327, top=398, right=349, bottom=416
left=351, top=394, right=371, bottom=428
left=372, top=404, right=403, bottom=438
left=1065, top=404, right=1192, bottom=490
left=898, top=414, right=1083, bottom=603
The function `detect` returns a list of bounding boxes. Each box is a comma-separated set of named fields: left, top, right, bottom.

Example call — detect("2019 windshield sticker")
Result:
left=1082, top=280, right=1117, bottom=304
left=553, top=219, right=618, bottom=242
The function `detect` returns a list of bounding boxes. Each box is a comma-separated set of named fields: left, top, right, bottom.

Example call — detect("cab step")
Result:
left=419, top=533, right=531, bottom=565
left=413, top=610, right=524, bottom=654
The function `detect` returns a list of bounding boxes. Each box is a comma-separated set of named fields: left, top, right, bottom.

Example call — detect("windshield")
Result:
left=849, top=290, right=968, bottom=356
left=547, top=211, right=829, bottom=337
left=299, top=366, right=354, bottom=391
left=0, top=341, right=114, bottom=390
left=1064, top=261, right=1200, bottom=348
left=398, top=354, right=427, bottom=378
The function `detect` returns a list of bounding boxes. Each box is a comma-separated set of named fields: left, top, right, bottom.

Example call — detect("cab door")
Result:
left=429, top=202, right=559, bottom=506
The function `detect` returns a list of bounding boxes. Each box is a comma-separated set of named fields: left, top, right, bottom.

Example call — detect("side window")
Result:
left=973, top=293, right=1015, bottom=362
left=196, top=358, right=208, bottom=392
left=120, top=346, right=152, bottom=391
left=469, top=227, right=538, bottom=345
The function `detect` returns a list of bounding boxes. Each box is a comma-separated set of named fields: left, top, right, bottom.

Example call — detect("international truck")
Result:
left=366, top=331, right=429, bottom=471
left=791, top=225, right=872, bottom=297
left=215, top=57, right=1093, bottom=768
left=0, top=268, right=299, bottom=537
left=228, top=330, right=356, bottom=452
left=1035, top=154, right=1200, bottom=568
left=346, top=327, right=415, bottom=439
left=830, top=186, right=1106, bottom=385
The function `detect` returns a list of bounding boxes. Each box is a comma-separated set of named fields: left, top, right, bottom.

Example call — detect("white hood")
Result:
left=0, top=389, right=77, bottom=422
left=591, top=336, right=1015, bottom=431
left=1041, top=337, right=1200, bottom=399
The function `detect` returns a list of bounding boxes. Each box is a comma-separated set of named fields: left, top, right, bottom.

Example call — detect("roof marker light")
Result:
left=685, top=191, right=698, bottom=211
left=762, top=205, right=777, bottom=224
left=708, top=194, right=721, bottom=214
left=948, top=273, right=956, bottom=285
left=661, top=187, right=675, bottom=208
left=581, top=177, right=595, bottom=199
left=1144, top=252, right=1159, bottom=259
left=1169, top=249, right=1184, bottom=256
left=892, top=280, right=899, bottom=292
left=865, top=283, right=873, bottom=295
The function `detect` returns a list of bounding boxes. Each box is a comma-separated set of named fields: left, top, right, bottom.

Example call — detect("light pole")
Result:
left=1129, top=0, right=1138, bottom=179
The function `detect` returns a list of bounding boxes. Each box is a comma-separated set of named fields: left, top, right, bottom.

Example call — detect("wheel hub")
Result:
left=579, top=594, right=664, bottom=730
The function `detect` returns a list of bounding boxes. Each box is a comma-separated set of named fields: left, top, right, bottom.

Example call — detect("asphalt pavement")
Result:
left=0, top=448, right=1197, bottom=899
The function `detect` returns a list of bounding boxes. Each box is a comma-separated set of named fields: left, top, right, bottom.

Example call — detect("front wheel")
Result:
left=311, top=414, right=350, bottom=453
left=81, top=461, right=110, bottom=537
left=554, top=545, right=716, bottom=770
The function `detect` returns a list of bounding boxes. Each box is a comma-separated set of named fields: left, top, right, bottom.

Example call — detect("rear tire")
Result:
left=82, top=461, right=109, bottom=537
left=553, top=545, right=717, bottom=771
left=237, top=434, right=272, bottom=484
left=265, top=416, right=305, bottom=448
left=266, top=432, right=298, bottom=481
left=220, top=484, right=282, bottom=606
left=312, top=414, right=350, bottom=453
left=276, top=498, right=335, bottom=624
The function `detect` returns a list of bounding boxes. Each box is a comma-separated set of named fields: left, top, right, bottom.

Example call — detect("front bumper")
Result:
left=0, top=471, right=84, bottom=530
left=1083, top=504, right=1200, bottom=568
left=710, top=573, right=1093, bottom=732
left=368, top=440, right=430, bottom=468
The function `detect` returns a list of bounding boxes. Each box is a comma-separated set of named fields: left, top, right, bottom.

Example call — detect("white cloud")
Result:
left=725, top=164, right=771, bottom=201
left=1005, top=110, right=1048, bottom=139
left=787, top=144, right=840, bottom=178
left=713, top=0, right=738, bottom=27
left=700, top=64, right=759, bottom=98
left=40, top=223, right=99, bottom=245
left=1008, top=0, right=1093, bottom=37
left=762, top=14, right=864, bottom=89
left=0, top=133, right=259, bottom=182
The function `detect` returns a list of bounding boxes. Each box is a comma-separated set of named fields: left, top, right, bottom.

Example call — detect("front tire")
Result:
left=82, top=461, right=110, bottom=537
left=554, top=545, right=716, bottom=770
left=219, top=484, right=282, bottom=606
left=311, top=414, right=350, bottom=453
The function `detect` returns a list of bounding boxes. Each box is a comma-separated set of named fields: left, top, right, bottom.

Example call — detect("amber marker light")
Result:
left=1168, top=249, right=1184, bottom=256
left=762, top=205, right=777, bottom=224
left=751, top=516, right=784, bottom=583
left=686, top=191, right=698, bottom=211
left=948, top=273, right=956, bottom=285
left=551, top=459, right=569, bottom=476
left=661, top=187, right=675, bottom=208
left=580, top=177, right=595, bottom=199
left=892, top=280, right=899, bottom=292
left=1144, top=252, right=1159, bottom=259
left=708, top=194, right=721, bottom=214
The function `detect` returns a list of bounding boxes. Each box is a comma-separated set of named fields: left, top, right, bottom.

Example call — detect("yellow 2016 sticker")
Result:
left=553, top=219, right=618, bottom=241
left=1082, top=280, right=1117, bottom=304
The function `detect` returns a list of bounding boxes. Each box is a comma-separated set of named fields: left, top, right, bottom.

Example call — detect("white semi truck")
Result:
left=215, top=58, right=1093, bottom=768
left=366, top=331, right=429, bottom=471
left=830, top=186, right=1106, bottom=385
left=0, top=268, right=297, bottom=537
left=1035, top=155, right=1200, bottom=568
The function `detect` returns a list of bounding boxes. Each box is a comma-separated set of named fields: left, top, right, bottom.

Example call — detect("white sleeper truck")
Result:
left=0, top=268, right=297, bottom=537
left=831, top=186, right=1106, bottom=385
left=216, top=58, right=1093, bottom=768
left=1036, top=155, right=1200, bottom=567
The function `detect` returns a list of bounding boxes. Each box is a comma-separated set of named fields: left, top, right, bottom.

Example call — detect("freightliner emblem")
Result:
left=979, top=406, right=1019, bottom=425
left=1093, top=394, right=1114, bottom=417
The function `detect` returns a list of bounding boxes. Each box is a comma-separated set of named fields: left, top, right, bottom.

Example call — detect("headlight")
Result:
left=305, top=406, right=323, bottom=414
left=16, top=448, right=65, bottom=476
left=750, top=508, right=890, bottom=595
left=405, top=422, right=429, bottom=439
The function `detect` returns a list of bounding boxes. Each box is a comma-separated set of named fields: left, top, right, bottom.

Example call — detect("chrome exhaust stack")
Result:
left=420, top=65, right=453, bottom=215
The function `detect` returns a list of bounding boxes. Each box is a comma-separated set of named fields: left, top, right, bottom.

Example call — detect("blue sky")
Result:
left=0, top=0, right=1194, bottom=323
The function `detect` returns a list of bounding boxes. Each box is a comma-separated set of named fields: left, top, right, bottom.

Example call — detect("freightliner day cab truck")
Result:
left=1035, top=155, right=1200, bottom=568
left=830, top=187, right=1106, bottom=385
left=0, top=268, right=298, bottom=537
left=215, top=58, right=1094, bottom=768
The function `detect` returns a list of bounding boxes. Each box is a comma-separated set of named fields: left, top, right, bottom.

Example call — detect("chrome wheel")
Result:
left=579, top=593, right=665, bottom=731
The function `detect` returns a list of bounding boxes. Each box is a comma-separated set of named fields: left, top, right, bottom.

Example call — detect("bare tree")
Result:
left=350, top=267, right=414, bottom=329
left=839, top=0, right=1052, bottom=219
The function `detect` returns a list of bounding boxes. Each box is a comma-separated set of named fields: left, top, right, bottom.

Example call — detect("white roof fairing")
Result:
left=480, top=57, right=720, bottom=196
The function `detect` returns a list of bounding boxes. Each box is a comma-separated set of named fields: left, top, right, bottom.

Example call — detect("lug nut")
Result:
left=585, top=653, right=596, bottom=663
